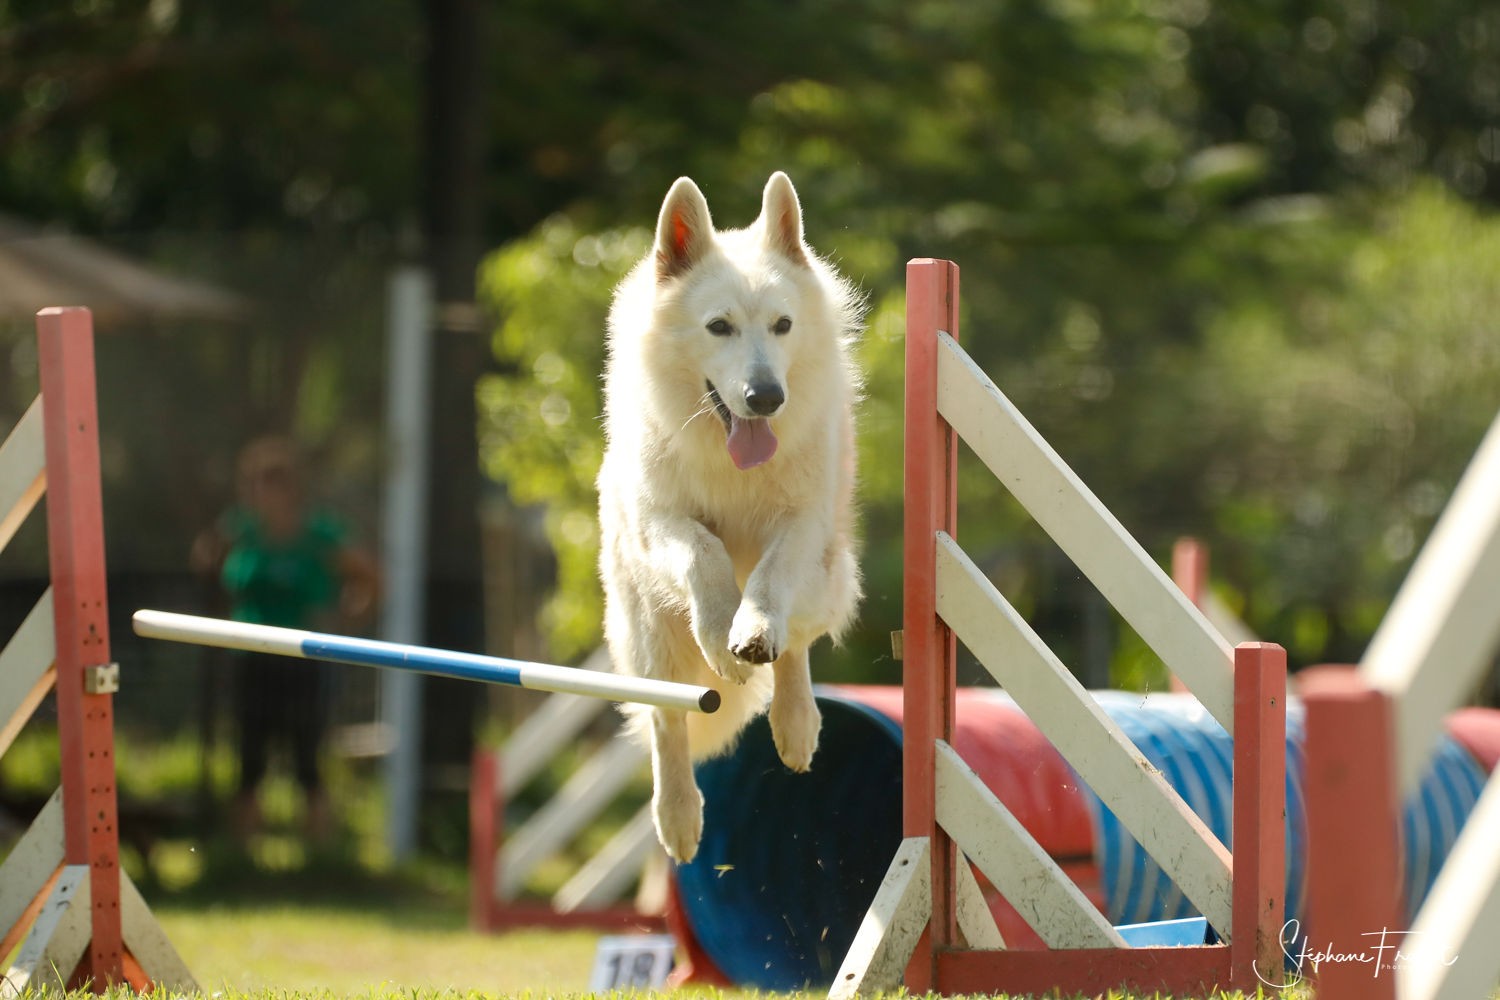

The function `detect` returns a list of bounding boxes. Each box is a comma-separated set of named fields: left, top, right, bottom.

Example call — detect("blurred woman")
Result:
left=193, top=436, right=380, bottom=844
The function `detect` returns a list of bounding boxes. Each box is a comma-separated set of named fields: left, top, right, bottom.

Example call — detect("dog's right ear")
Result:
left=655, top=177, right=713, bottom=281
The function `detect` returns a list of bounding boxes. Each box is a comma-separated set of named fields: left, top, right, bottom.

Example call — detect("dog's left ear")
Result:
left=760, top=172, right=808, bottom=267
left=656, top=177, right=715, bottom=281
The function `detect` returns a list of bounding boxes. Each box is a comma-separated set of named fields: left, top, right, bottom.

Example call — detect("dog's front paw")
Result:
left=652, top=782, right=705, bottom=864
left=692, top=604, right=759, bottom=684
left=729, top=604, right=786, bottom=664
left=770, top=691, right=821, bottom=772
left=711, top=654, right=760, bottom=685
left=696, top=633, right=760, bottom=684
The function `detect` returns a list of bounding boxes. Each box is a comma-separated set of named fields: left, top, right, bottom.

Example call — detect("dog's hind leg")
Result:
left=648, top=706, right=704, bottom=863
left=768, top=646, right=820, bottom=772
left=605, top=581, right=708, bottom=862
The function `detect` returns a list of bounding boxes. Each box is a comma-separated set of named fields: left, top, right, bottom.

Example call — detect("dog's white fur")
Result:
left=597, top=172, right=863, bottom=862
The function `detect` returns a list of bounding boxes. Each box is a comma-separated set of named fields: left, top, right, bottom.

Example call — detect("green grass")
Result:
left=153, top=896, right=1324, bottom=1000
left=157, top=904, right=602, bottom=995
left=136, top=859, right=1314, bottom=999
left=136, top=860, right=1320, bottom=1000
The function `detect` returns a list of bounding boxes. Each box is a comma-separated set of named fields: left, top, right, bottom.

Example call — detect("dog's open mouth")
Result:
left=706, top=380, right=778, bottom=471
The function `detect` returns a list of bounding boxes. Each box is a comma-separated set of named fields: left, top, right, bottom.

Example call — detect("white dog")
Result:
left=597, top=172, right=864, bottom=862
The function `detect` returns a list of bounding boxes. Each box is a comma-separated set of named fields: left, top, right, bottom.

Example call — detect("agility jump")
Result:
left=0, top=308, right=194, bottom=993
left=131, top=610, right=721, bottom=714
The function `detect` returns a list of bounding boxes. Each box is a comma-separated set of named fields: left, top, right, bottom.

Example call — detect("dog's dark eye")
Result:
left=773, top=316, right=793, bottom=335
left=706, top=319, right=733, bottom=336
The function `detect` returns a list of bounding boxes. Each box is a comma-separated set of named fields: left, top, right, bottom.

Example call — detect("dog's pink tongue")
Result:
left=727, top=416, right=778, bottom=470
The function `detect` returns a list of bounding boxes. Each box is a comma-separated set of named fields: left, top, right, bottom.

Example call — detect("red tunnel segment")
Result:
left=1445, top=706, right=1500, bottom=773
left=830, top=685, right=1097, bottom=861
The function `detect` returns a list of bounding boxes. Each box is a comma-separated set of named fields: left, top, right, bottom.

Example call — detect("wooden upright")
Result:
left=831, top=260, right=1286, bottom=999
left=0, top=308, right=193, bottom=993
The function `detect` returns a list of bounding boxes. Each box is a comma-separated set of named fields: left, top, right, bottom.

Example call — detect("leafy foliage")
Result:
left=474, top=2, right=1500, bottom=686
left=4, top=1, right=1499, bottom=685
left=477, top=219, right=648, bottom=656
left=1194, top=183, right=1500, bottom=662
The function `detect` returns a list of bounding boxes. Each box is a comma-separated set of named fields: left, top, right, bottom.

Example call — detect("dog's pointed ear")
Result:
left=655, top=177, right=714, bottom=281
left=760, top=171, right=808, bottom=266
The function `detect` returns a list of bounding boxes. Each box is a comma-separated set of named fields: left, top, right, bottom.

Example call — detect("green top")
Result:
left=220, top=506, right=347, bottom=628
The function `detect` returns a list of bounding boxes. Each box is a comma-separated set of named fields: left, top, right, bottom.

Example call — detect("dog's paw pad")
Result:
left=730, top=634, right=778, bottom=664
left=729, top=605, right=785, bottom=665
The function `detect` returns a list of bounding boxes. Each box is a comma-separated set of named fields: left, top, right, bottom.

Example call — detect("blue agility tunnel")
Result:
left=675, top=694, right=904, bottom=988
left=673, top=687, right=1495, bottom=990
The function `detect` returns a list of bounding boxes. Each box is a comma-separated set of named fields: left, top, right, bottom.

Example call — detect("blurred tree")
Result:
left=5, top=0, right=1498, bottom=698
left=1187, top=0, right=1500, bottom=204
left=475, top=0, right=1500, bottom=691
left=474, top=0, right=1256, bottom=679
left=0, top=1, right=419, bottom=234
left=1192, top=183, right=1500, bottom=664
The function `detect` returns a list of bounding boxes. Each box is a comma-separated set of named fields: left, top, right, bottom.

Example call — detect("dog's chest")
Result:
left=695, top=494, right=785, bottom=578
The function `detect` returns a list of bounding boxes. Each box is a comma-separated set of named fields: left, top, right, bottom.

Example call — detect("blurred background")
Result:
left=0, top=0, right=1498, bottom=946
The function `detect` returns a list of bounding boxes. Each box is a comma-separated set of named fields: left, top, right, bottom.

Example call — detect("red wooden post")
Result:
left=468, top=749, right=499, bottom=931
left=36, top=307, right=124, bottom=986
left=1169, top=539, right=1209, bottom=693
left=1230, top=642, right=1286, bottom=988
left=1302, top=668, right=1401, bottom=1000
left=1171, top=537, right=1208, bottom=607
left=902, top=258, right=960, bottom=990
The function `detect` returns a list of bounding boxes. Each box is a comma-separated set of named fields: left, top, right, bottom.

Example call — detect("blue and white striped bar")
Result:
left=132, top=609, right=720, bottom=714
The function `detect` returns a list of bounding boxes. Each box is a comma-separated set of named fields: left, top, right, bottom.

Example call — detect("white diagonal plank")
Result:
left=0, top=398, right=46, bottom=557
left=935, top=332, right=1234, bottom=730
left=936, top=534, right=1234, bottom=938
left=120, top=869, right=199, bottom=991
left=0, top=590, right=56, bottom=760
left=497, top=738, right=649, bottom=900
left=499, top=647, right=615, bottom=798
left=3, top=865, right=90, bottom=997
left=1401, top=772, right=1500, bottom=1000
left=954, top=857, right=1005, bottom=950
left=0, top=786, right=65, bottom=948
left=1361, top=411, right=1500, bottom=792
left=828, top=837, right=933, bottom=1000
left=935, top=741, right=1125, bottom=949
left=553, top=803, right=657, bottom=913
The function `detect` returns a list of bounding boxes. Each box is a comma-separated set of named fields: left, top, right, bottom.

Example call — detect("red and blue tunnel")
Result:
left=669, top=686, right=1500, bottom=990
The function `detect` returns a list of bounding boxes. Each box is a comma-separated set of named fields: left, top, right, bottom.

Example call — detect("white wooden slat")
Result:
left=828, top=837, right=932, bottom=1000
left=120, top=869, right=199, bottom=991
left=935, top=741, right=1125, bottom=949
left=497, top=738, right=649, bottom=900
left=0, top=398, right=46, bottom=558
left=954, top=856, right=1005, bottom=950
left=937, top=535, right=1235, bottom=937
left=0, top=787, right=65, bottom=945
left=0, top=589, right=56, bottom=759
left=499, top=647, right=613, bottom=798
left=1400, top=772, right=1500, bottom=1000
left=1203, top=591, right=1259, bottom=648
left=1360, top=412, right=1500, bottom=792
left=553, top=803, right=658, bottom=913
left=934, top=332, right=1235, bottom=730
left=2, top=865, right=90, bottom=998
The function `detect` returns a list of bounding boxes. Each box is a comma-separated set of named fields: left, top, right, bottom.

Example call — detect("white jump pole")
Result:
left=133, top=610, right=721, bottom=714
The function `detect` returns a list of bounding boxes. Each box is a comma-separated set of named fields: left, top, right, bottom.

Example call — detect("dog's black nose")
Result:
left=744, top=382, right=785, bottom=416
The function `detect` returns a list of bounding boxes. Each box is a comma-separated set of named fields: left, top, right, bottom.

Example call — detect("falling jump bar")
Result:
left=131, top=609, right=720, bottom=714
